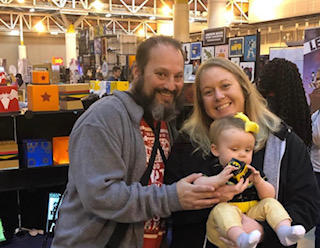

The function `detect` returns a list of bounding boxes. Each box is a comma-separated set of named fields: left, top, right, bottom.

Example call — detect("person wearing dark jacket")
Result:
left=165, top=57, right=320, bottom=248
left=107, top=66, right=122, bottom=81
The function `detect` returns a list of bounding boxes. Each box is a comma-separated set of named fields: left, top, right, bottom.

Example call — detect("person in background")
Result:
left=311, top=109, right=320, bottom=248
left=51, top=36, right=218, bottom=248
left=194, top=114, right=305, bottom=248
left=164, top=57, right=320, bottom=248
left=257, top=58, right=312, bottom=148
left=15, top=73, right=23, bottom=88
left=107, top=65, right=122, bottom=81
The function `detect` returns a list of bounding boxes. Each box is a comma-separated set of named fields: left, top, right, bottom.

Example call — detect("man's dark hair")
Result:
left=135, top=36, right=184, bottom=75
left=112, top=66, right=121, bottom=73
left=257, top=58, right=312, bottom=147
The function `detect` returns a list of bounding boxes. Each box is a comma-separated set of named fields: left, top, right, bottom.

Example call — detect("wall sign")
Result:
left=203, top=27, right=226, bottom=46
left=52, top=57, right=64, bottom=66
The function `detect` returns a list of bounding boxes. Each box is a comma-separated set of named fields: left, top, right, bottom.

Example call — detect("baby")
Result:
left=194, top=113, right=306, bottom=248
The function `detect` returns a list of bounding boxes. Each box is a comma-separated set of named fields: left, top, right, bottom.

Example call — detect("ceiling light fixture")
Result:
left=10, top=30, right=19, bottom=36
left=138, top=29, right=145, bottom=37
left=29, top=8, right=35, bottom=12
left=225, top=11, right=234, bottom=26
left=161, top=5, right=172, bottom=16
left=149, top=16, right=156, bottom=20
left=35, top=22, right=45, bottom=32
left=105, top=13, right=112, bottom=17
left=17, top=0, right=25, bottom=3
left=93, top=0, right=103, bottom=10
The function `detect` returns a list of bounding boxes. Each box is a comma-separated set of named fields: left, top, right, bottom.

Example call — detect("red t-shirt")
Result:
left=140, top=118, right=171, bottom=248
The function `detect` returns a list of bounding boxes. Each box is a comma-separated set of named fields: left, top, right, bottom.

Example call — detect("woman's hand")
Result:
left=214, top=178, right=249, bottom=202
left=218, top=235, right=238, bottom=248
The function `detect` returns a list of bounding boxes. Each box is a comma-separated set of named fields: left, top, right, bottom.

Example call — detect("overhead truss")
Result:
left=0, top=0, right=249, bottom=34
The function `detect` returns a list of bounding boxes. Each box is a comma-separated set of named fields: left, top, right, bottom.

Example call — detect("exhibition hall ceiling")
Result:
left=0, top=0, right=249, bottom=35
left=0, top=0, right=319, bottom=38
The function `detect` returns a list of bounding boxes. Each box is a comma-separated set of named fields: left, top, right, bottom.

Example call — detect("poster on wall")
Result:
left=192, top=59, right=201, bottom=75
left=215, top=44, right=228, bottom=59
left=182, top=43, right=191, bottom=64
left=303, top=27, right=320, bottom=107
left=269, top=47, right=304, bottom=77
left=89, top=26, right=95, bottom=41
left=231, top=57, right=240, bottom=66
left=244, top=35, right=257, bottom=62
left=228, top=37, right=244, bottom=57
left=191, top=42, right=202, bottom=60
left=184, top=64, right=193, bottom=81
left=240, top=62, right=255, bottom=82
left=94, top=38, right=102, bottom=55
left=202, top=46, right=214, bottom=62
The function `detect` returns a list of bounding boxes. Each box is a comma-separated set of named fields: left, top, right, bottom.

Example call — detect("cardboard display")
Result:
left=59, top=100, right=84, bottom=110
left=27, top=84, right=59, bottom=111
left=110, top=81, right=129, bottom=93
left=52, top=136, right=69, bottom=165
left=0, top=85, right=19, bottom=113
left=32, top=71, right=50, bottom=85
left=89, top=80, right=101, bottom=91
left=21, top=138, right=53, bottom=168
left=0, top=140, right=19, bottom=170
left=58, top=83, right=89, bottom=110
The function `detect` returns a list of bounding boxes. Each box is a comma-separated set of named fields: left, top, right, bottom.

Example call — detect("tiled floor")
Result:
left=297, top=227, right=315, bottom=248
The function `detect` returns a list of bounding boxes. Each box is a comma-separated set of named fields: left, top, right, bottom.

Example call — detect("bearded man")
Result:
left=52, top=36, right=219, bottom=248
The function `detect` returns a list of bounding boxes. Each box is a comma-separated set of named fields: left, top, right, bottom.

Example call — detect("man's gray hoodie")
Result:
left=51, top=90, right=182, bottom=248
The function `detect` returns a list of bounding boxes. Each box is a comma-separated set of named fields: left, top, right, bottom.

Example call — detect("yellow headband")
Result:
left=234, top=112, right=259, bottom=134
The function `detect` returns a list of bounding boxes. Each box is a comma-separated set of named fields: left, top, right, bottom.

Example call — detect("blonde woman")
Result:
left=165, top=57, right=320, bottom=248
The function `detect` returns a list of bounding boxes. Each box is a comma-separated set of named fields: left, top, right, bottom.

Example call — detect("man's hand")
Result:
left=176, top=173, right=220, bottom=210
left=214, top=178, right=249, bottom=202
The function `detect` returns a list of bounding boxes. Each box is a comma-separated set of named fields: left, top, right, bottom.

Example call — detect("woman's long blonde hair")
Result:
left=181, top=57, right=281, bottom=156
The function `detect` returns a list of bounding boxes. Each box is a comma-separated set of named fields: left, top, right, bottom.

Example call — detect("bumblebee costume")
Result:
left=206, top=164, right=291, bottom=248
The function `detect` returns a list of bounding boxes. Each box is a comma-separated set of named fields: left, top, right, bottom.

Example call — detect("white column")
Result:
left=19, top=14, right=27, bottom=59
left=18, top=46, right=27, bottom=59
left=173, top=0, right=189, bottom=42
left=65, top=25, right=77, bottom=68
left=207, top=0, right=227, bottom=28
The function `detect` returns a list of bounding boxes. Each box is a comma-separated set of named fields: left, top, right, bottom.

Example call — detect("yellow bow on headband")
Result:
left=234, top=112, right=260, bottom=134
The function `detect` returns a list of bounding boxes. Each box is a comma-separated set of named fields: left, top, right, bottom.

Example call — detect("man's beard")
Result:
left=132, top=76, right=183, bottom=122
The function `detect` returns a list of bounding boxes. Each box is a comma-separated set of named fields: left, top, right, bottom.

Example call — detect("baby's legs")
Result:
left=207, top=203, right=260, bottom=248
left=246, top=198, right=305, bottom=246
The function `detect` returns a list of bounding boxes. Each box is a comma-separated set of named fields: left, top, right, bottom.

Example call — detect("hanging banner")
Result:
left=303, top=27, right=320, bottom=109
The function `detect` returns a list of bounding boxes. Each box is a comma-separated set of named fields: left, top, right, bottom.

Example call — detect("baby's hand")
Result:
left=223, top=165, right=238, bottom=175
left=247, top=165, right=263, bottom=185
left=193, top=166, right=237, bottom=188
left=213, top=165, right=236, bottom=187
left=219, top=165, right=238, bottom=182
